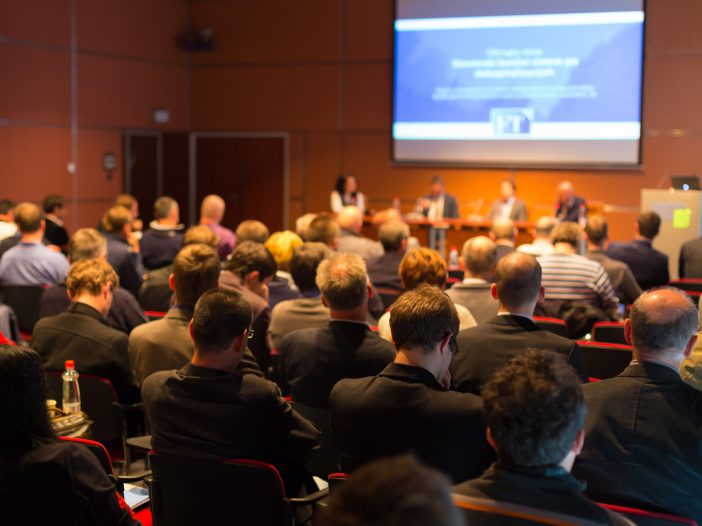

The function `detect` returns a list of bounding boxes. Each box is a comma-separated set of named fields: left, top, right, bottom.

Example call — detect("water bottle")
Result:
left=448, top=246, right=459, bottom=270
left=392, top=196, right=401, bottom=212
left=62, top=360, right=81, bottom=414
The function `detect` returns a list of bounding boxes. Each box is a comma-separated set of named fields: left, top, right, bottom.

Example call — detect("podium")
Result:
left=641, top=189, right=702, bottom=280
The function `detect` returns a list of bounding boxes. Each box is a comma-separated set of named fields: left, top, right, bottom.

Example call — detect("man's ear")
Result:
left=572, top=429, right=585, bottom=456
left=684, top=333, right=698, bottom=358
left=246, top=270, right=261, bottom=284
left=624, top=317, right=633, bottom=345
left=168, top=273, right=176, bottom=292
left=486, top=427, right=498, bottom=452
left=367, top=283, right=373, bottom=299
left=321, top=296, right=329, bottom=308
left=189, top=318, right=195, bottom=342
left=490, top=283, right=498, bottom=300
left=537, top=285, right=546, bottom=305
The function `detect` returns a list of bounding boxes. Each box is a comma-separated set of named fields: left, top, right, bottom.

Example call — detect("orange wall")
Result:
left=189, top=0, right=702, bottom=242
left=0, top=0, right=189, bottom=231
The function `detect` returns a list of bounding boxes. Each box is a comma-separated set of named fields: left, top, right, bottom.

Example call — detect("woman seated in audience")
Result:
left=265, top=230, right=304, bottom=308
left=0, top=345, right=140, bottom=525
left=330, top=174, right=365, bottom=215
left=377, top=247, right=477, bottom=341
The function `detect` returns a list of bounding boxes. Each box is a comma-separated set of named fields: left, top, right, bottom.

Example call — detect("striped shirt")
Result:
left=537, top=253, right=619, bottom=310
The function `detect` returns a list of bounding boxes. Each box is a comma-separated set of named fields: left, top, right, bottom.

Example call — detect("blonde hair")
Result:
left=101, top=206, right=132, bottom=233
left=265, top=231, right=303, bottom=271
left=66, top=259, right=119, bottom=297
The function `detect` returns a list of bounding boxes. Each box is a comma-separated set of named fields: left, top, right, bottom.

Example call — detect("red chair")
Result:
left=599, top=503, right=698, bottom=526
left=143, top=310, right=167, bottom=321
left=1, top=284, right=46, bottom=339
left=533, top=316, right=569, bottom=338
left=670, top=279, right=702, bottom=293
left=591, top=321, right=627, bottom=345
left=327, top=472, right=349, bottom=493
left=374, top=287, right=402, bottom=311
left=452, top=493, right=597, bottom=524
left=577, top=341, right=633, bottom=380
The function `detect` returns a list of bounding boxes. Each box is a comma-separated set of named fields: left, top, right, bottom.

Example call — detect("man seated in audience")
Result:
left=113, top=193, right=143, bottom=235
left=280, top=253, right=396, bottom=408
left=101, top=205, right=144, bottom=296
left=199, top=194, right=236, bottom=260
left=264, top=230, right=302, bottom=308
left=42, top=194, right=69, bottom=249
left=305, top=214, right=340, bottom=249
left=679, top=233, right=702, bottom=279
left=517, top=216, right=556, bottom=257
left=607, top=211, right=669, bottom=290
left=0, top=199, right=16, bottom=241
left=268, top=242, right=331, bottom=349
left=219, top=241, right=276, bottom=370
left=446, top=236, right=499, bottom=324
left=0, top=202, right=69, bottom=287
left=139, top=196, right=184, bottom=270
left=336, top=206, right=383, bottom=261
left=555, top=180, right=587, bottom=223
left=38, top=228, right=148, bottom=334
left=573, top=287, right=702, bottom=522
left=318, top=455, right=466, bottom=526
left=330, top=284, right=493, bottom=482
left=295, top=213, right=317, bottom=242
left=585, top=216, right=642, bottom=305
left=130, top=243, right=260, bottom=384
left=32, top=259, right=139, bottom=403
left=490, top=217, right=516, bottom=262
left=141, top=288, right=320, bottom=495
left=366, top=219, right=409, bottom=293
left=378, top=247, right=477, bottom=341
left=454, top=350, right=629, bottom=525
left=451, top=252, right=585, bottom=394
left=537, top=222, right=620, bottom=332
left=235, top=219, right=270, bottom=244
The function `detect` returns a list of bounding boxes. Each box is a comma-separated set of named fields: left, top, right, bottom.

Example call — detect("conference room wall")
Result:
left=190, top=0, right=702, bottom=243
left=0, top=0, right=189, bottom=231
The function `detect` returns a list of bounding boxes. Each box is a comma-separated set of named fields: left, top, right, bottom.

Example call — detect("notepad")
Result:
left=123, top=483, right=150, bottom=510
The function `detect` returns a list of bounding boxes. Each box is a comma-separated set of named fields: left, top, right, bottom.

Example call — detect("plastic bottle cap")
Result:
left=65, top=360, right=75, bottom=369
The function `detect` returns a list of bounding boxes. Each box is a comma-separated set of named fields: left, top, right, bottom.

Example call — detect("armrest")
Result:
left=287, top=487, right=329, bottom=506
left=113, top=471, right=152, bottom=494
left=116, top=401, right=143, bottom=412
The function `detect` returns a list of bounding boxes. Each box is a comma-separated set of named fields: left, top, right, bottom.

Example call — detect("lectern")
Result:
left=641, top=189, right=702, bottom=280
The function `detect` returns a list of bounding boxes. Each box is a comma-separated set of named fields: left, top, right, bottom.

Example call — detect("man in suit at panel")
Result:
left=415, top=176, right=460, bottom=220
left=330, top=284, right=494, bottom=483
left=279, top=252, right=396, bottom=408
left=366, top=219, right=409, bottom=293
left=488, top=180, right=527, bottom=222
left=554, top=181, right=587, bottom=223
left=451, top=251, right=586, bottom=395
left=446, top=236, right=499, bottom=324
left=572, top=287, right=702, bottom=522
left=606, top=211, right=669, bottom=291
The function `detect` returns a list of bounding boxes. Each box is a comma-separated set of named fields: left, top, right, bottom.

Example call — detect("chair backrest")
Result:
left=576, top=341, right=633, bottom=380
left=591, top=321, right=628, bottom=345
left=327, top=472, right=349, bottom=493
left=599, top=503, right=698, bottom=526
left=46, top=371, right=123, bottom=443
left=533, top=316, right=569, bottom=338
left=59, top=436, right=114, bottom=476
left=149, top=453, right=291, bottom=526
left=1, top=285, right=45, bottom=333
left=143, top=310, right=167, bottom=321
left=291, top=400, right=339, bottom=479
left=374, top=287, right=402, bottom=311
left=670, top=279, right=702, bottom=293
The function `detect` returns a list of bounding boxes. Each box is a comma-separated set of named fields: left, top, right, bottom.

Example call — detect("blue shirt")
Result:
left=0, top=241, right=70, bottom=286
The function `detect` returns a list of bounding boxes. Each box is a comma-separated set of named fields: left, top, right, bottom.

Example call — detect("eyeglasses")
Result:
left=446, top=332, right=458, bottom=355
left=246, top=328, right=255, bottom=341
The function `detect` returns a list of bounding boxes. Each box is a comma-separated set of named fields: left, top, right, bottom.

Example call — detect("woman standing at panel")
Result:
left=331, top=174, right=366, bottom=215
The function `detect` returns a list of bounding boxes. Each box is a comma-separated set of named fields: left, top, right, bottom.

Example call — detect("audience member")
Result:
left=488, top=179, right=528, bottom=221
left=330, top=174, right=365, bottom=215
left=585, top=216, right=642, bottom=305
left=366, top=219, right=409, bottom=293
left=101, top=205, right=144, bottom=296
left=378, top=248, right=477, bottom=340
left=573, top=287, right=702, bottom=522
left=517, top=215, right=556, bottom=256
left=42, top=194, right=69, bottom=249
left=295, top=213, right=317, bottom=242
left=318, top=455, right=466, bottom=526
left=114, top=193, right=143, bottom=233
left=490, top=217, right=517, bottom=262
left=141, top=288, right=320, bottom=495
left=32, top=259, right=139, bottom=403
left=0, top=346, right=140, bottom=526
left=235, top=219, right=270, bottom=244
left=607, top=211, right=669, bottom=290
left=0, top=202, right=69, bottom=286
left=555, top=181, right=587, bottom=223
left=199, top=194, right=236, bottom=260
left=280, top=253, right=396, bottom=408
left=38, top=228, right=148, bottom=334
left=0, top=198, right=17, bottom=240
left=451, top=252, right=586, bottom=394
left=336, top=206, right=383, bottom=261
left=330, top=284, right=493, bottom=482
left=264, top=230, right=302, bottom=308
left=268, top=242, right=331, bottom=349
left=140, top=196, right=184, bottom=270
left=446, top=236, right=499, bottom=324
left=679, top=233, right=702, bottom=278
left=415, top=176, right=460, bottom=219
left=306, top=214, right=340, bottom=249
left=454, top=350, right=628, bottom=525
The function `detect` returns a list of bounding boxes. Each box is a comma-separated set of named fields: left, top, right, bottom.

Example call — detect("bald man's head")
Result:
left=557, top=181, right=575, bottom=204
left=337, top=206, right=363, bottom=233
left=495, top=252, right=542, bottom=312
left=491, top=217, right=516, bottom=242
left=462, top=236, right=497, bottom=280
left=200, top=194, right=225, bottom=223
left=534, top=216, right=558, bottom=239
left=629, top=288, right=698, bottom=362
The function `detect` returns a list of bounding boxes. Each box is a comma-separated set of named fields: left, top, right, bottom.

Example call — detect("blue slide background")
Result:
left=394, top=22, right=643, bottom=124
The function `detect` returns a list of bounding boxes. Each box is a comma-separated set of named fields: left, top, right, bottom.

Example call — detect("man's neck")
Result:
left=46, top=214, right=63, bottom=225
left=634, top=235, right=652, bottom=243
left=634, top=351, right=682, bottom=372
left=156, top=219, right=177, bottom=228
left=496, top=239, right=514, bottom=247
left=553, top=243, right=577, bottom=255
left=200, top=217, right=217, bottom=226
left=191, top=353, right=239, bottom=373
left=497, top=305, right=534, bottom=319
left=586, top=242, right=604, bottom=252
left=394, top=348, right=442, bottom=383
left=21, top=232, right=43, bottom=244
left=73, top=295, right=107, bottom=318
left=330, top=306, right=368, bottom=323
left=463, top=272, right=490, bottom=282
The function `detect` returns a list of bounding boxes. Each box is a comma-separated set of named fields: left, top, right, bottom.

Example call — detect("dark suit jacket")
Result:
left=454, top=463, right=629, bottom=525
left=43, top=217, right=69, bottom=248
left=555, top=196, right=586, bottom=223
left=139, top=228, right=183, bottom=270
left=106, top=234, right=144, bottom=296
left=586, top=249, right=642, bottom=305
left=366, top=251, right=404, bottom=293
left=607, top=239, right=669, bottom=291
left=279, top=320, right=396, bottom=408
left=32, top=302, right=140, bottom=403
left=268, top=275, right=300, bottom=310
left=451, top=315, right=586, bottom=394
left=679, top=237, right=702, bottom=278
left=142, top=363, right=320, bottom=495
left=330, top=363, right=494, bottom=483
left=488, top=199, right=528, bottom=221
left=419, top=193, right=460, bottom=219
left=573, top=362, right=702, bottom=522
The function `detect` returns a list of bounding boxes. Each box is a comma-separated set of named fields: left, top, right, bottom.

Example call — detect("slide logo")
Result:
left=490, top=108, right=534, bottom=135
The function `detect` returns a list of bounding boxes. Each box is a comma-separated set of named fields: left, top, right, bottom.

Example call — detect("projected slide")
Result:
left=393, top=2, right=645, bottom=166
